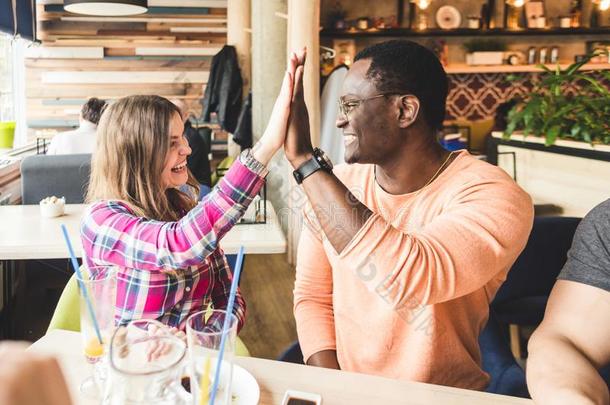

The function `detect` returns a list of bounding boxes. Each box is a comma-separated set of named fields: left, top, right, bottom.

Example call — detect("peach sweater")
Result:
left=294, top=151, right=533, bottom=390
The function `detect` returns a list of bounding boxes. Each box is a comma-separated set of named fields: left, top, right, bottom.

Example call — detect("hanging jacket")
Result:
left=233, top=91, right=252, bottom=150
left=201, top=45, right=243, bottom=133
left=184, top=120, right=212, bottom=187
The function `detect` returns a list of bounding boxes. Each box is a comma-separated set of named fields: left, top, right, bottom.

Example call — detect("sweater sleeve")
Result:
left=293, top=215, right=337, bottom=363
left=81, top=158, right=266, bottom=270
left=336, top=178, right=534, bottom=308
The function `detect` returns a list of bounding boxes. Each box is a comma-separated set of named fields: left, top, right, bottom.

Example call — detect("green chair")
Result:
left=210, top=156, right=235, bottom=187
left=48, top=273, right=251, bottom=357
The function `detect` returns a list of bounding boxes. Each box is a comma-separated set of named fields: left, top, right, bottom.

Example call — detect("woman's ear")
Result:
left=397, top=95, right=420, bottom=128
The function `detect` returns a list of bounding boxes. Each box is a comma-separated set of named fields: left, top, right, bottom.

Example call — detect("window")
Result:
left=0, top=33, right=27, bottom=149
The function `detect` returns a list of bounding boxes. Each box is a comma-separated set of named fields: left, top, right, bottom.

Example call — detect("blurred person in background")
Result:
left=47, top=97, right=107, bottom=155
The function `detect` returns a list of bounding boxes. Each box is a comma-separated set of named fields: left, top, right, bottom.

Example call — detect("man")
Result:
left=527, top=199, right=610, bottom=405
left=285, top=41, right=534, bottom=389
left=171, top=99, right=212, bottom=198
left=47, top=97, right=106, bottom=155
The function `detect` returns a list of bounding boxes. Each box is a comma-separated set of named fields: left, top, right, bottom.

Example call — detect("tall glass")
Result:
left=186, top=309, right=238, bottom=405
left=77, top=265, right=117, bottom=397
left=103, top=319, right=189, bottom=405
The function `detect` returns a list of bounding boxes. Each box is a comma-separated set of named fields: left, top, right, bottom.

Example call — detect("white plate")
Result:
left=436, top=5, right=461, bottom=30
left=232, top=365, right=260, bottom=405
left=184, top=364, right=260, bottom=405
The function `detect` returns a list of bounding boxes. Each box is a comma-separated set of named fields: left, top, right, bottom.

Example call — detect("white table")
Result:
left=30, top=330, right=533, bottom=405
left=0, top=203, right=286, bottom=260
left=0, top=202, right=286, bottom=338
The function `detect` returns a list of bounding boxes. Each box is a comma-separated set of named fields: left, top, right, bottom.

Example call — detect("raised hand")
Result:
left=251, top=54, right=296, bottom=165
left=285, top=48, right=315, bottom=168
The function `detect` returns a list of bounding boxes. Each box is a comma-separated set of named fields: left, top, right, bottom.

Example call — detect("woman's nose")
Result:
left=180, top=141, right=192, bottom=156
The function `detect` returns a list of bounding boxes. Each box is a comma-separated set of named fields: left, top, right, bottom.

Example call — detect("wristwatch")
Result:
left=292, top=148, right=333, bottom=185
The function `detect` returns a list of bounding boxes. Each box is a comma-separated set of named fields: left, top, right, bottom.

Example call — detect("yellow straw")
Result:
left=199, top=357, right=211, bottom=405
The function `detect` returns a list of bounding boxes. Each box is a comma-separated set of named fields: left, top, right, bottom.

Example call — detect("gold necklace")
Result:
left=418, top=150, right=458, bottom=191
left=373, top=150, right=459, bottom=222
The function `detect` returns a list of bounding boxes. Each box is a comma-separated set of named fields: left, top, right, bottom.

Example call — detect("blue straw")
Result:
left=209, top=246, right=245, bottom=405
left=60, top=224, right=103, bottom=344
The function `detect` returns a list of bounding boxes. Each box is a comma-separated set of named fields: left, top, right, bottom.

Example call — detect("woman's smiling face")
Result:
left=161, top=112, right=192, bottom=189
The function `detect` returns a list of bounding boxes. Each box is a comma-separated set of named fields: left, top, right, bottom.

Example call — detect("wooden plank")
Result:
left=27, top=119, right=79, bottom=128
left=170, top=27, right=228, bottom=33
left=42, top=38, right=223, bottom=47
left=25, top=46, right=104, bottom=59
left=104, top=48, right=136, bottom=57
left=26, top=58, right=212, bottom=71
left=39, top=20, right=147, bottom=35
left=148, top=0, right=226, bottom=7
left=136, top=47, right=221, bottom=56
left=41, top=71, right=210, bottom=84
left=26, top=83, right=204, bottom=98
left=146, top=21, right=227, bottom=29
left=61, top=16, right=227, bottom=23
left=92, top=30, right=227, bottom=41
left=44, top=4, right=212, bottom=14
left=40, top=98, right=87, bottom=106
left=34, top=94, right=202, bottom=105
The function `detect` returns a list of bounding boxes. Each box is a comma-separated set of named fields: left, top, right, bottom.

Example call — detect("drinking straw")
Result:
left=60, top=224, right=103, bottom=344
left=199, top=357, right=211, bottom=405
left=209, top=246, right=245, bottom=405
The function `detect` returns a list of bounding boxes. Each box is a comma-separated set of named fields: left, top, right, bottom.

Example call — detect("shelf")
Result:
left=321, top=27, right=610, bottom=39
left=488, top=132, right=610, bottom=163
left=445, top=63, right=610, bottom=74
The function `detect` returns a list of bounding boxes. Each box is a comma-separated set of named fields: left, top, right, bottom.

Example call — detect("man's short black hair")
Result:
left=354, top=40, right=448, bottom=131
left=81, top=97, right=107, bottom=125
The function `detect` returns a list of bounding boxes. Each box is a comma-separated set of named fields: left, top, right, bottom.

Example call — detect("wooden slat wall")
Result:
left=26, top=2, right=227, bottom=133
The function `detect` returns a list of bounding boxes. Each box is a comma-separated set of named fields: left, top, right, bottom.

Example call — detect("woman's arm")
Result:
left=82, top=59, right=297, bottom=271
left=82, top=158, right=265, bottom=270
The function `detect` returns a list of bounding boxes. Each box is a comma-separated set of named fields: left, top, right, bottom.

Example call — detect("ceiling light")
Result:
left=64, top=0, right=148, bottom=16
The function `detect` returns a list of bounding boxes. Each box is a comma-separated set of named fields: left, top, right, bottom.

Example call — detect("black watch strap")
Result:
left=293, top=157, right=322, bottom=185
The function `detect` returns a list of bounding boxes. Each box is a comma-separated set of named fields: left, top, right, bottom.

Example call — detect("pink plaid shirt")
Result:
left=81, top=157, right=267, bottom=331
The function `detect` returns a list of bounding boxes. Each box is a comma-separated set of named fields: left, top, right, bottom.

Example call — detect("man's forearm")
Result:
left=527, top=332, right=610, bottom=405
left=306, top=349, right=340, bottom=370
left=298, top=168, right=372, bottom=254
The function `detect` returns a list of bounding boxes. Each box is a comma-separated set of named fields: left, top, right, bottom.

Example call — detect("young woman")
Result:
left=81, top=63, right=295, bottom=332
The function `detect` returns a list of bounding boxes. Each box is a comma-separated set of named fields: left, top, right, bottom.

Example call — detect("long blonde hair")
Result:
left=87, top=95, right=198, bottom=221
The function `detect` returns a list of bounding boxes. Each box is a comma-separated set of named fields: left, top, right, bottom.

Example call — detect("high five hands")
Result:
left=285, top=48, right=315, bottom=169
left=254, top=47, right=314, bottom=168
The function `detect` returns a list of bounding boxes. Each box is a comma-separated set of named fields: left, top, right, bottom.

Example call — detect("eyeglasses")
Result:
left=337, top=93, right=397, bottom=119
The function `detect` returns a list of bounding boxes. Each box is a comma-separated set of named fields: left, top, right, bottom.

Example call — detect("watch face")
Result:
left=315, top=148, right=333, bottom=170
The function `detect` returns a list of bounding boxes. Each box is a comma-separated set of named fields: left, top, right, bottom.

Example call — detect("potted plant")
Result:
left=504, top=51, right=610, bottom=146
left=0, top=121, right=15, bottom=149
left=463, top=39, right=507, bottom=65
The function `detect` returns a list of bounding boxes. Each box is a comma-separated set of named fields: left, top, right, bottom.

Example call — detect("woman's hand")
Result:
left=285, top=48, right=315, bottom=168
left=251, top=53, right=298, bottom=165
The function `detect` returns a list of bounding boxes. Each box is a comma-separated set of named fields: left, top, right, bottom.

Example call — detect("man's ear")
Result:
left=397, top=95, right=420, bottom=128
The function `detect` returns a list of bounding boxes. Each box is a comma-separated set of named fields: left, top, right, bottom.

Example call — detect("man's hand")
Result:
left=306, top=349, right=340, bottom=370
left=0, top=342, right=73, bottom=405
left=285, top=48, right=315, bottom=168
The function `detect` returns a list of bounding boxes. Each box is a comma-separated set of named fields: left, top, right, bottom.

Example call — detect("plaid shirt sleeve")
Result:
left=81, top=157, right=266, bottom=270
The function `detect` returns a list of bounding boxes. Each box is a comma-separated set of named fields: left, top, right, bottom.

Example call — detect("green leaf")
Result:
left=536, top=64, right=552, bottom=73
left=546, top=125, right=561, bottom=146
